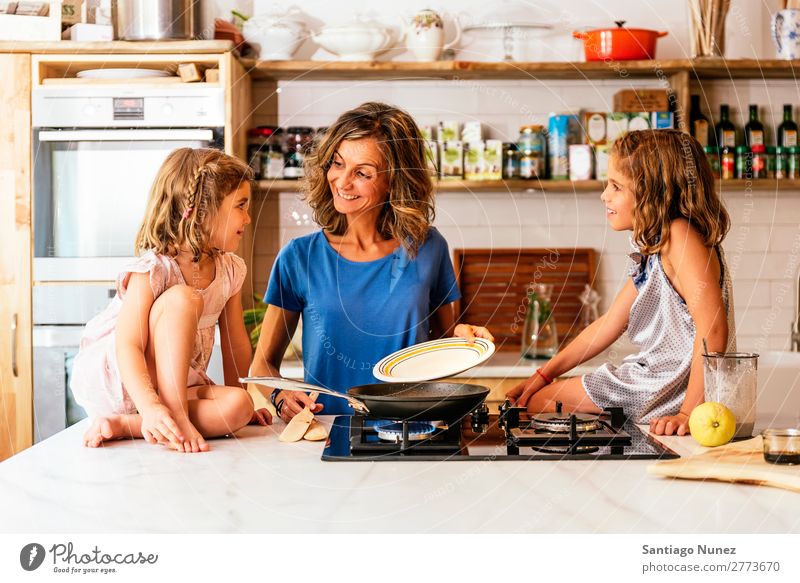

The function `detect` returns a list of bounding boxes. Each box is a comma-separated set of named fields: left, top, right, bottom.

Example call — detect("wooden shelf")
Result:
left=256, top=178, right=800, bottom=194
left=256, top=179, right=604, bottom=193
left=0, top=40, right=234, bottom=54
left=242, top=58, right=800, bottom=82
left=242, top=59, right=691, bottom=82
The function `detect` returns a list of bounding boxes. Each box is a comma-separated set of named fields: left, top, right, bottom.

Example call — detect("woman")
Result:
left=251, top=102, right=492, bottom=421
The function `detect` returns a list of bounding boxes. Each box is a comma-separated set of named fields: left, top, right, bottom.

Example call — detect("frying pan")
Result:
left=241, top=376, right=490, bottom=422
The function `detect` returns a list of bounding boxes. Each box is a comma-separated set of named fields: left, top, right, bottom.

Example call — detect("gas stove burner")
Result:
left=530, top=411, right=601, bottom=433
left=376, top=421, right=436, bottom=443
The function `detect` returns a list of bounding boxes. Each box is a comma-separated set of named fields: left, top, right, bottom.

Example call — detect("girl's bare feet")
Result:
left=83, top=416, right=126, bottom=447
left=174, top=417, right=209, bottom=453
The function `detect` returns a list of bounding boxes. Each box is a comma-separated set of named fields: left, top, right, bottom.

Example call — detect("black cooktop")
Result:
left=321, top=402, right=680, bottom=462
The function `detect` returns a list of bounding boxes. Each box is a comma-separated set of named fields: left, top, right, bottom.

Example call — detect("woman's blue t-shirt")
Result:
left=264, top=228, right=461, bottom=415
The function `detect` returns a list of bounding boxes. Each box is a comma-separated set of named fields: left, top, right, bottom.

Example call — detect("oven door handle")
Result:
left=37, top=129, right=215, bottom=142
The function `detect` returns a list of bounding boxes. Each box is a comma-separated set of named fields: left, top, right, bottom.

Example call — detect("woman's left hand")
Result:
left=250, top=407, right=273, bottom=426
left=649, top=412, right=689, bottom=436
left=454, top=323, right=495, bottom=343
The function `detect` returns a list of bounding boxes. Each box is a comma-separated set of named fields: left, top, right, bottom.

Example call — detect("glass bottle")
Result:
left=502, top=142, right=519, bottom=179
left=744, top=104, right=764, bottom=148
left=751, top=144, right=766, bottom=179
left=690, top=95, right=710, bottom=147
left=704, top=146, right=720, bottom=178
left=735, top=145, right=751, bottom=179
left=715, top=104, right=737, bottom=148
left=778, top=104, right=798, bottom=147
left=775, top=146, right=788, bottom=179
left=283, top=126, right=314, bottom=180
left=720, top=147, right=735, bottom=180
left=521, top=283, right=559, bottom=359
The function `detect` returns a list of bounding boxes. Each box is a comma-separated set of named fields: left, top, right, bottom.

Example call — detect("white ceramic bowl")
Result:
left=313, top=26, right=393, bottom=61
left=244, top=18, right=307, bottom=61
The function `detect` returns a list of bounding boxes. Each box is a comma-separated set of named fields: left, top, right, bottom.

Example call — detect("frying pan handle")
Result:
left=240, top=376, right=371, bottom=415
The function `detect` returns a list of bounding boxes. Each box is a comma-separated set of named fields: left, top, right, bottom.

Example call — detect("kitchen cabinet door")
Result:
left=0, top=53, right=33, bottom=461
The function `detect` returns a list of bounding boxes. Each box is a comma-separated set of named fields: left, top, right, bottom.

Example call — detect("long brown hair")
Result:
left=135, top=148, right=252, bottom=261
left=302, top=101, right=434, bottom=258
left=611, top=129, right=730, bottom=255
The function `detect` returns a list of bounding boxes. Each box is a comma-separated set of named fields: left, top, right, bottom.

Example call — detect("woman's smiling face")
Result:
left=601, top=154, right=635, bottom=231
left=327, top=137, right=390, bottom=221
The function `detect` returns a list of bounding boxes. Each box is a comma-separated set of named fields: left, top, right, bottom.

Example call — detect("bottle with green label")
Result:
left=690, top=95, right=710, bottom=147
left=744, top=104, right=764, bottom=148
left=778, top=104, right=798, bottom=147
left=715, top=104, right=737, bottom=148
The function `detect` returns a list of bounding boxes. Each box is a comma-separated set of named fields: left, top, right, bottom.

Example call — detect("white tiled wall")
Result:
left=248, top=74, right=800, bottom=353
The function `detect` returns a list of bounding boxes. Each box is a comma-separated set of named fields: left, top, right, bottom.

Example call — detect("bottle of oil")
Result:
left=690, top=95, right=710, bottom=147
left=715, top=104, right=737, bottom=148
left=744, top=104, right=765, bottom=148
left=778, top=104, right=798, bottom=147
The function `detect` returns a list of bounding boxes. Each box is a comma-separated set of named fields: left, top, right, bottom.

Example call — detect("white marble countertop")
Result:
left=1, top=415, right=798, bottom=534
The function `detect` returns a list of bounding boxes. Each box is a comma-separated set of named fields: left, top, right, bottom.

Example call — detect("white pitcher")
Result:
left=403, top=9, right=461, bottom=62
left=772, top=9, right=800, bottom=60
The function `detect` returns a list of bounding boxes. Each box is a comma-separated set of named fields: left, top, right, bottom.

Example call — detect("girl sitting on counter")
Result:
left=72, top=148, right=270, bottom=453
left=249, top=101, right=493, bottom=421
left=508, top=129, right=736, bottom=436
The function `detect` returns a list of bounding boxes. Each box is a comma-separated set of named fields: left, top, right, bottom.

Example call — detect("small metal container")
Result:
left=761, top=428, right=800, bottom=465
left=114, top=0, right=200, bottom=41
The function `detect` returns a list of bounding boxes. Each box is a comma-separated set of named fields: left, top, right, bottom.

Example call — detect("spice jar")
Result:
left=766, top=146, right=777, bottom=179
left=704, top=146, right=720, bottom=178
left=247, top=127, right=274, bottom=179
left=261, top=127, right=285, bottom=180
left=788, top=146, right=800, bottom=179
left=720, top=146, right=735, bottom=180
left=751, top=144, right=767, bottom=179
left=517, top=125, right=545, bottom=179
left=502, top=142, right=519, bottom=179
left=735, top=145, right=750, bottom=179
left=283, top=126, right=314, bottom=179
left=775, top=146, right=788, bottom=179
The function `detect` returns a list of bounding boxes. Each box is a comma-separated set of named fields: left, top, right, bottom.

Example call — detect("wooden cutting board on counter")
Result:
left=648, top=437, right=800, bottom=493
left=453, top=248, right=596, bottom=352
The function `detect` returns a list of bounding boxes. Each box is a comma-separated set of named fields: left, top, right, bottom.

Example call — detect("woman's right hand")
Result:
left=274, top=390, right=323, bottom=422
left=140, top=403, right=184, bottom=449
left=505, top=375, right=547, bottom=408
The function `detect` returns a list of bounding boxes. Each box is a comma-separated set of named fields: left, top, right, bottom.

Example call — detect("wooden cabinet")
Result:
left=0, top=54, right=33, bottom=461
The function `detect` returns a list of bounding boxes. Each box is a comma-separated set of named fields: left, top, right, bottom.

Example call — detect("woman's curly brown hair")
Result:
left=611, top=129, right=730, bottom=255
left=302, top=101, right=435, bottom=258
left=134, top=147, right=252, bottom=261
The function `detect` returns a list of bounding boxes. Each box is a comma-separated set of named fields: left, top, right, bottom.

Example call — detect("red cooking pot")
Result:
left=573, top=20, right=668, bottom=61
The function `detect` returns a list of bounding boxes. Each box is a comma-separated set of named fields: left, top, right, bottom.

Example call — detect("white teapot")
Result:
left=243, top=6, right=309, bottom=61
left=402, top=8, right=461, bottom=61
left=313, top=16, right=396, bottom=61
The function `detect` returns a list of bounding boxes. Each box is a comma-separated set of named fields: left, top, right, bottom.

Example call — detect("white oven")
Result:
left=31, top=84, right=226, bottom=440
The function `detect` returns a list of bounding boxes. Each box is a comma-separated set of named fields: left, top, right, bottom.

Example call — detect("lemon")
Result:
left=688, top=402, right=736, bottom=447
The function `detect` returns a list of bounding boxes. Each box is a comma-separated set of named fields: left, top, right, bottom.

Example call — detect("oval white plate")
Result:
left=76, top=68, right=172, bottom=79
left=373, top=337, right=496, bottom=383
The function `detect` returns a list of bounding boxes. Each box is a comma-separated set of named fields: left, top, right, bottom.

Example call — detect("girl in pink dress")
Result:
left=71, top=148, right=271, bottom=453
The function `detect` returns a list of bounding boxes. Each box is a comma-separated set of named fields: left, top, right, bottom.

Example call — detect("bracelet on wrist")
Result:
left=536, top=368, right=553, bottom=385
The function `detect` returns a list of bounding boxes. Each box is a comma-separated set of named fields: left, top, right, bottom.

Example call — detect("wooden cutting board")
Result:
left=453, top=248, right=597, bottom=353
left=648, top=437, right=800, bottom=493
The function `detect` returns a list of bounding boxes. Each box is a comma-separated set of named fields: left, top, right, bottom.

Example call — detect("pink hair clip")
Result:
left=182, top=207, right=194, bottom=220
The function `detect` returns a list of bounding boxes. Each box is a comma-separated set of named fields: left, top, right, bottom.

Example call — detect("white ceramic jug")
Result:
left=403, top=9, right=461, bottom=61
left=772, top=9, right=800, bottom=60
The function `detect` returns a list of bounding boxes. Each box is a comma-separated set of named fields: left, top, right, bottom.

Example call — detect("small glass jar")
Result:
left=751, top=144, right=767, bottom=179
left=247, top=127, right=275, bottom=179
left=283, top=126, right=314, bottom=180
left=774, top=146, right=788, bottom=179
left=720, top=146, right=736, bottom=180
left=788, top=146, right=800, bottom=179
left=761, top=428, right=800, bottom=465
left=766, top=145, right=777, bottom=178
left=502, top=142, right=519, bottom=179
left=517, top=124, right=545, bottom=154
left=261, top=127, right=285, bottom=180
left=735, top=145, right=751, bottom=179
left=704, top=146, right=720, bottom=178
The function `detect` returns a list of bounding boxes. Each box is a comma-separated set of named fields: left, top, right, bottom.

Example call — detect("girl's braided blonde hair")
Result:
left=135, top=148, right=252, bottom=261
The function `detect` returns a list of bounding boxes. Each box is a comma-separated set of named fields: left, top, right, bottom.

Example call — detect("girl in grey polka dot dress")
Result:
left=507, top=130, right=735, bottom=436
